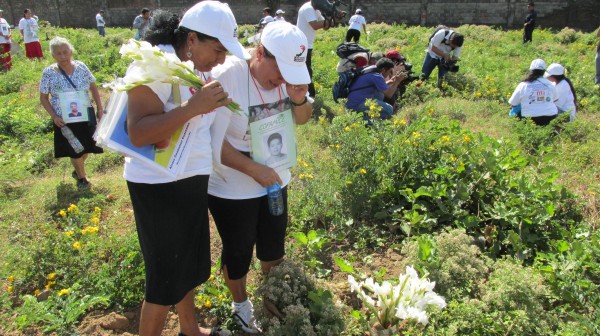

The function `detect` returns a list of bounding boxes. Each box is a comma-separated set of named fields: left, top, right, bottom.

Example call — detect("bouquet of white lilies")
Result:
left=117, top=39, right=241, bottom=113
left=348, top=266, right=446, bottom=330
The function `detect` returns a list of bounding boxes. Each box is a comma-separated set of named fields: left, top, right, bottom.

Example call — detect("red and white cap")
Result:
left=260, top=21, right=310, bottom=85
left=179, top=1, right=250, bottom=60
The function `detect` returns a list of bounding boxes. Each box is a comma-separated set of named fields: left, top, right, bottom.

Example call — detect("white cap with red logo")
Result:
left=179, top=1, right=250, bottom=60
left=260, top=21, right=310, bottom=85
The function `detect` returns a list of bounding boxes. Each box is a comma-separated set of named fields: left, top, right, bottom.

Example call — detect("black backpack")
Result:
left=336, top=42, right=369, bottom=59
left=428, top=25, right=451, bottom=45
left=332, top=67, right=376, bottom=103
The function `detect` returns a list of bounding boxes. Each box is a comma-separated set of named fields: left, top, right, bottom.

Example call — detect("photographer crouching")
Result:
left=384, top=50, right=420, bottom=112
left=420, top=27, right=464, bottom=88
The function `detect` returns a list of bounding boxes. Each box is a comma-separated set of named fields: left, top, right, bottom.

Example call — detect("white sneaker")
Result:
left=232, top=299, right=261, bottom=334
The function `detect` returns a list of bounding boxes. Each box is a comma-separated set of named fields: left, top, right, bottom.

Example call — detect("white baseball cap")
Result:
left=356, top=9, right=362, bottom=14
left=276, top=9, right=285, bottom=15
left=544, top=63, right=565, bottom=77
left=529, top=58, right=546, bottom=71
left=179, top=1, right=250, bottom=60
left=262, top=16, right=275, bottom=24
left=260, top=21, right=310, bottom=85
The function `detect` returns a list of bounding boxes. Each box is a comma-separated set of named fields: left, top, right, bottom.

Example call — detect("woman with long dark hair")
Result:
left=508, top=59, right=558, bottom=126
left=544, top=63, right=576, bottom=121
left=124, top=2, right=249, bottom=335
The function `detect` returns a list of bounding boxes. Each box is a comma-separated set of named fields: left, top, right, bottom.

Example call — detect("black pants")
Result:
left=523, top=27, right=534, bottom=43
left=306, top=48, right=315, bottom=97
left=346, top=29, right=361, bottom=43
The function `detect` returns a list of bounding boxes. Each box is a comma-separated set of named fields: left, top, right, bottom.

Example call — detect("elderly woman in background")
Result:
left=508, top=58, right=558, bottom=126
left=0, top=9, right=12, bottom=70
left=544, top=63, right=577, bottom=121
left=39, top=37, right=103, bottom=188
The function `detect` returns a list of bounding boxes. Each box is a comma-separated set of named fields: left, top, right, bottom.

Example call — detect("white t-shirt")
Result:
left=552, top=79, right=576, bottom=121
left=0, top=18, right=11, bottom=44
left=18, top=17, right=39, bottom=43
left=296, top=2, right=324, bottom=48
left=123, top=44, right=216, bottom=184
left=348, top=14, right=366, bottom=31
left=508, top=78, right=558, bottom=117
left=96, top=14, right=105, bottom=27
left=427, top=29, right=461, bottom=60
left=208, top=56, right=295, bottom=199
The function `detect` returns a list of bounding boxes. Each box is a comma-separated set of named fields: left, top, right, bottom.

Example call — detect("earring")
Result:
left=186, top=47, right=192, bottom=58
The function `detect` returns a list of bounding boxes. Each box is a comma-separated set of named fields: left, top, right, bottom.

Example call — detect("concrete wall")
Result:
left=0, top=0, right=598, bottom=32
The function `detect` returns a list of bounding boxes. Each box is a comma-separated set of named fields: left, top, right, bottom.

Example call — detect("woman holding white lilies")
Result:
left=124, top=2, right=249, bottom=336
left=207, top=21, right=312, bottom=334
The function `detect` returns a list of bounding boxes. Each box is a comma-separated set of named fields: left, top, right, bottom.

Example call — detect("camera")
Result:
left=440, top=59, right=459, bottom=72
left=311, top=0, right=347, bottom=22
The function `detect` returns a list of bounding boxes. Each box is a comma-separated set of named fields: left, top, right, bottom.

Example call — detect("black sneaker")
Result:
left=77, top=178, right=90, bottom=189
left=72, top=170, right=78, bottom=180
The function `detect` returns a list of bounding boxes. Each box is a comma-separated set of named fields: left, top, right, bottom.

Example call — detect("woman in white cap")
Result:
left=508, top=58, right=558, bottom=126
left=545, top=63, right=577, bottom=121
left=207, top=20, right=312, bottom=334
left=124, top=2, right=250, bottom=335
left=346, top=8, right=367, bottom=43
left=275, top=9, right=286, bottom=21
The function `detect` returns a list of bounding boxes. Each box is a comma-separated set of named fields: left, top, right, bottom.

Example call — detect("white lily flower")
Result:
left=115, top=39, right=241, bottom=113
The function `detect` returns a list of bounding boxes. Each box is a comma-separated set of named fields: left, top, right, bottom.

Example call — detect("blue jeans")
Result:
left=98, top=26, right=105, bottom=36
left=420, top=52, right=448, bottom=87
left=595, top=50, right=600, bottom=85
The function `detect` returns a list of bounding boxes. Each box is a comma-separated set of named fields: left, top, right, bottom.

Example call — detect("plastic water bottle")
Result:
left=266, top=183, right=284, bottom=216
left=60, top=126, right=84, bottom=153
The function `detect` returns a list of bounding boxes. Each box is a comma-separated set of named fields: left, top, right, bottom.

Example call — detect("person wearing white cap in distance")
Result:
left=275, top=9, right=286, bottom=21
left=207, top=20, right=312, bottom=334
left=508, top=58, right=558, bottom=126
left=124, top=2, right=249, bottom=336
left=544, top=63, right=577, bottom=121
left=346, top=8, right=367, bottom=43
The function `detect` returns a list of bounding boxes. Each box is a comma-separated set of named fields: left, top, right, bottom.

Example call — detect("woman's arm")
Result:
left=89, top=83, right=103, bottom=120
left=127, top=80, right=231, bottom=147
left=285, top=83, right=312, bottom=125
left=40, top=93, right=65, bottom=127
left=221, top=140, right=282, bottom=187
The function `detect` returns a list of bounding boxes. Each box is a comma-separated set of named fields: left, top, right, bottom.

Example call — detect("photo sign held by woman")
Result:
left=94, top=84, right=196, bottom=177
left=249, top=109, right=297, bottom=169
left=57, top=90, right=91, bottom=124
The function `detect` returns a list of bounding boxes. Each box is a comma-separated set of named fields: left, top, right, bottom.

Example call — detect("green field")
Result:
left=0, top=24, right=598, bottom=335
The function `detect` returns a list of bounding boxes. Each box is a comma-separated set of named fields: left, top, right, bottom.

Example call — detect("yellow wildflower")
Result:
left=463, top=134, right=471, bottom=143
left=306, top=174, right=314, bottom=179
left=335, top=144, right=340, bottom=149
left=404, top=139, right=410, bottom=144
left=67, top=204, right=77, bottom=213
left=209, top=275, right=215, bottom=281
left=94, top=207, right=101, bottom=212
left=8, top=276, right=14, bottom=282
left=429, top=146, right=436, bottom=150
left=346, top=180, right=353, bottom=185
left=34, top=289, right=40, bottom=296
left=7, top=286, right=12, bottom=293
left=58, top=210, right=67, bottom=217
left=58, top=288, right=70, bottom=296
left=412, top=131, right=421, bottom=139
left=442, top=136, right=450, bottom=142
left=393, top=119, right=398, bottom=125
left=73, top=241, right=81, bottom=250
left=205, top=299, right=212, bottom=308
left=299, top=174, right=305, bottom=179
left=475, top=91, right=482, bottom=97
left=360, top=168, right=367, bottom=175
left=90, top=217, right=100, bottom=225
left=450, top=155, right=457, bottom=161
left=400, top=119, right=407, bottom=125
left=344, top=126, right=351, bottom=132
left=47, top=273, right=57, bottom=280
left=65, top=231, right=74, bottom=237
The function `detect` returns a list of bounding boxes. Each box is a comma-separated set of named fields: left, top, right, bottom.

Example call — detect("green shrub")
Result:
left=399, top=229, right=488, bottom=301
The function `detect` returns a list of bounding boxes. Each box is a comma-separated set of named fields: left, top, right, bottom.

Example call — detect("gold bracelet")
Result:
left=290, top=96, right=308, bottom=106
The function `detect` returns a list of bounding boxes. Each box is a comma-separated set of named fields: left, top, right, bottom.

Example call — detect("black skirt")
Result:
left=127, top=175, right=211, bottom=306
left=53, top=122, right=103, bottom=159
